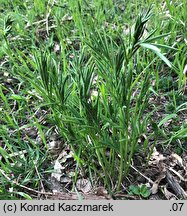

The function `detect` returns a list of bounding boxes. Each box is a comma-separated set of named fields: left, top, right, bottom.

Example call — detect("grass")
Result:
left=0, top=0, right=186, bottom=199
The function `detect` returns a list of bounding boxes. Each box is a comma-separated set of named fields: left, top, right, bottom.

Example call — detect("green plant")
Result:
left=128, top=184, right=151, bottom=198
left=3, top=7, right=177, bottom=193
left=0, top=83, right=50, bottom=199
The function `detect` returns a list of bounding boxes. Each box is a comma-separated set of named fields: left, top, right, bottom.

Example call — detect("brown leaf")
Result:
left=51, top=160, right=63, bottom=181
left=76, top=179, right=92, bottom=193
left=95, top=187, right=108, bottom=196
left=171, top=153, right=184, bottom=168
left=149, top=147, right=166, bottom=165
left=151, top=172, right=166, bottom=194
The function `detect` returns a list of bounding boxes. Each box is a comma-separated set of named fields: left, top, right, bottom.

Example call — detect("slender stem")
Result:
left=117, top=130, right=124, bottom=191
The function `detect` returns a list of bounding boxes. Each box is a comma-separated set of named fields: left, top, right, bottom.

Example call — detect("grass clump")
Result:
left=3, top=6, right=176, bottom=193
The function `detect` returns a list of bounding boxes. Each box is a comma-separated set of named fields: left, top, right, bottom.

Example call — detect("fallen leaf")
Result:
left=76, top=179, right=92, bottom=193
left=151, top=172, right=166, bottom=194
left=51, top=160, right=63, bottom=181
left=171, top=153, right=184, bottom=168
left=95, top=187, right=108, bottom=196
left=61, top=176, right=72, bottom=184
left=149, top=147, right=166, bottom=165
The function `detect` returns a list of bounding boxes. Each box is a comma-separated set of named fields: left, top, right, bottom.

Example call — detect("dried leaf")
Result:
left=149, top=147, right=166, bottom=165
left=76, top=179, right=92, bottom=193
left=151, top=172, right=166, bottom=194
left=61, top=176, right=72, bottom=184
left=51, top=160, right=63, bottom=181
left=95, top=187, right=108, bottom=196
left=171, top=153, right=184, bottom=168
left=54, top=43, right=60, bottom=53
